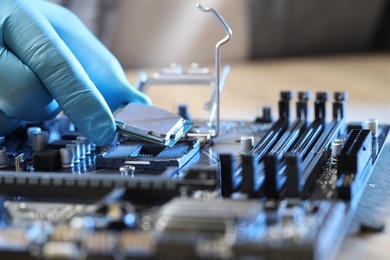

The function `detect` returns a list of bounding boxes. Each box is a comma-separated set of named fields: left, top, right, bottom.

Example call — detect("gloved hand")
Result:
left=0, top=0, right=150, bottom=146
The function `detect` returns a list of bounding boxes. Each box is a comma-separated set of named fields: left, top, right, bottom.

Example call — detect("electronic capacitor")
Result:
left=0, top=148, right=7, bottom=169
left=240, top=136, right=254, bottom=154
left=66, top=143, right=80, bottom=164
left=365, top=119, right=379, bottom=138
left=32, top=131, right=48, bottom=152
left=331, top=138, right=344, bottom=158
left=60, top=147, right=74, bottom=168
left=27, top=127, right=41, bottom=145
left=72, top=140, right=86, bottom=159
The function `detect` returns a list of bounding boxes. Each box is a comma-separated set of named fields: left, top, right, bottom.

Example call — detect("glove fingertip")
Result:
left=137, top=94, right=152, bottom=105
left=87, top=120, right=116, bottom=147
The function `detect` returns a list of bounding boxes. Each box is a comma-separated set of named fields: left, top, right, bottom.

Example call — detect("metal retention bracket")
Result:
left=135, top=4, right=232, bottom=139
left=196, top=3, right=233, bottom=137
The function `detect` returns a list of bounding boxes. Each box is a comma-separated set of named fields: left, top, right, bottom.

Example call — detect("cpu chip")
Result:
left=114, top=103, right=192, bottom=147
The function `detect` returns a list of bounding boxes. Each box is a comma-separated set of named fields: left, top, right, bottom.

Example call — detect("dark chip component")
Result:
left=32, top=149, right=61, bottom=170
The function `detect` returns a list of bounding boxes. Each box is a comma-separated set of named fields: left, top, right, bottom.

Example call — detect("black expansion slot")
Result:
left=239, top=91, right=293, bottom=197
left=262, top=92, right=312, bottom=198
left=284, top=92, right=348, bottom=198
left=336, top=129, right=372, bottom=201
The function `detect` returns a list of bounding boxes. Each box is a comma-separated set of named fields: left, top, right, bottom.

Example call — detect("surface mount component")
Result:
left=115, top=103, right=192, bottom=147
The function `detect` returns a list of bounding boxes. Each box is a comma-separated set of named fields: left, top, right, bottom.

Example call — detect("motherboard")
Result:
left=0, top=90, right=387, bottom=259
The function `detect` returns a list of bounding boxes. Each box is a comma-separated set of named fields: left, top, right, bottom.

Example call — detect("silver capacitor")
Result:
left=240, top=136, right=254, bottom=154
left=0, top=147, right=8, bottom=169
left=72, top=140, right=86, bottom=159
left=365, top=119, right=379, bottom=138
left=32, top=131, right=48, bottom=152
left=60, top=147, right=74, bottom=168
left=66, top=143, right=80, bottom=164
left=27, top=127, right=41, bottom=145
left=76, top=136, right=91, bottom=155
left=331, top=138, right=344, bottom=158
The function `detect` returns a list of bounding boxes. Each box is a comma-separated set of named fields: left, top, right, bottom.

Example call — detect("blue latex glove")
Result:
left=0, top=0, right=150, bottom=146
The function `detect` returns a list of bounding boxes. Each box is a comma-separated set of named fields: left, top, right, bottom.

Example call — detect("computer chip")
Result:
left=114, top=103, right=192, bottom=147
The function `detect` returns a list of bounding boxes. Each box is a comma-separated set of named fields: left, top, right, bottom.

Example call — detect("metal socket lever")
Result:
left=197, top=3, right=232, bottom=137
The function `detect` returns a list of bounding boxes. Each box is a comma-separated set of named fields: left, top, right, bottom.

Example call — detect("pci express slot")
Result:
left=258, top=91, right=314, bottom=199
left=290, top=120, right=324, bottom=161
left=285, top=119, right=346, bottom=197
left=284, top=92, right=348, bottom=198
left=284, top=120, right=324, bottom=197
left=250, top=90, right=293, bottom=162
left=220, top=118, right=290, bottom=198
left=240, top=118, right=289, bottom=196
left=236, top=91, right=295, bottom=197
left=301, top=119, right=345, bottom=194
left=263, top=119, right=307, bottom=198
left=336, top=129, right=372, bottom=201
left=252, top=118, right=290, bottom=162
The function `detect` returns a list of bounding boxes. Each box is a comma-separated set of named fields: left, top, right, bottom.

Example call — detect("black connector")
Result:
left=32, top=149, right=61, bottom=170
left=263, top=120, right=306, bottom=199
left=241, top=154, right=264, bottom=197
left=315, top=92, right=329, bottom=121
left=279, top=91, right=293, bottom=120
left=255, top=107, right=273, bottom=123
left=297, top=91, right=312, bottom=121
left=284, top=121, right=324, bottom=197
left=333, top=92, right=348, bottom=120
left=337, top=129, right=372, bottom=174
left=219, top=154, right=235, bottom=197
left=285, top=119, right=345, bottom=198
left=336, top=129, right=372, bottom=201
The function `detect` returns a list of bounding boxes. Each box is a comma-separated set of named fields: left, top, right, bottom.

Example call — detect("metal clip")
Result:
left=135, top=4, right=232, bottom=140
left=197, top=3, right=232, bottom=137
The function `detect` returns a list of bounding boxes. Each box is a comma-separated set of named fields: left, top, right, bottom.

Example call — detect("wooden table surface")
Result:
left=127, top=53, right=390, bottom=124
left=126, top=53, right=390, bottom=259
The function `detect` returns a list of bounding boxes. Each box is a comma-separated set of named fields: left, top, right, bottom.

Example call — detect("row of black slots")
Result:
left=219, top=91, right=374, bottom=202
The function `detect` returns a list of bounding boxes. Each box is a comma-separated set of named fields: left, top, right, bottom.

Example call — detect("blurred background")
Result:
left=48, top=0, right=390, bottom=69
left=47, top=0, right=390, bottom=125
